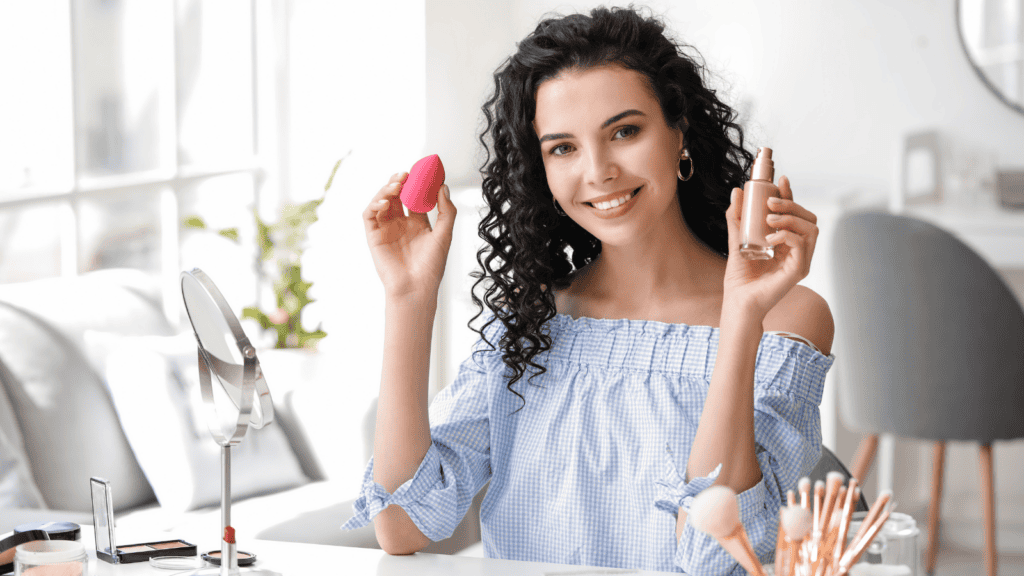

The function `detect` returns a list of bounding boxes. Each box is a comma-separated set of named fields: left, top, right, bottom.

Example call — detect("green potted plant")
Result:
left=183, top=156, right=347, bottom=350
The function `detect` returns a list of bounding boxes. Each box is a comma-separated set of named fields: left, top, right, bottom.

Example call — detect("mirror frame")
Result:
left=180, top=268, right=274, bottom=445
left=955, top=0, right=1024, bottom=118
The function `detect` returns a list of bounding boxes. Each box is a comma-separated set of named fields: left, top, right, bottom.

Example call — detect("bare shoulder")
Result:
left=763, top=285, right=835, bottom=356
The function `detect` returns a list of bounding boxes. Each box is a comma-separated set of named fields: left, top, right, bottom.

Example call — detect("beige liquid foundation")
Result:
left=739, top=147, right=780, bottom=260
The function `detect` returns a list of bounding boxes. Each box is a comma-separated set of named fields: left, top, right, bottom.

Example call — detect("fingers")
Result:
left=778, top=175, right=794, bottom=201
left=363, top=173, right=408, bottom=234
left=768, top=196, right=817, bottom=225
left=766, top=223, right=817, bottom=277
left=765, top=213, right=818, bottom=239
left=725, top=187, right=743, bottom=246
left=434, top=184, right=457, bottom=240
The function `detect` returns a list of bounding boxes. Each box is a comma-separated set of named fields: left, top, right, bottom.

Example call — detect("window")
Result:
left=0, top=0, right=283, bottom=319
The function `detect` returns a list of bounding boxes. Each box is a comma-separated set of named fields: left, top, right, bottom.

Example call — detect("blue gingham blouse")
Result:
left=342, top=313, right=834, bottom=575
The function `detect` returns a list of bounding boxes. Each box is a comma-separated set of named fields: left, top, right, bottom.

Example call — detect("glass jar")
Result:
left=14, top=540, right=88, bottom=576
left=847, top=511, right=920, bottom=575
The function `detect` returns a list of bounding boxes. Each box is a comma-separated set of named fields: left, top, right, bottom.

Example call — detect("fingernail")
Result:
left=768, top=197, right=782, bottom=204
left=390, top=182, right=400, bottom=189
left=378, top=199, right=389, bottom=205
left=443, top=184, right=450, bottom=199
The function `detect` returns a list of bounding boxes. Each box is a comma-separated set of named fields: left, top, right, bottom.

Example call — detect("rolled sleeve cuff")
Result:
left=340, top=444, right=460, bottom=541
left=653, top=442, right=724, bottom=517
left=672, top=477, right=777, bottom=576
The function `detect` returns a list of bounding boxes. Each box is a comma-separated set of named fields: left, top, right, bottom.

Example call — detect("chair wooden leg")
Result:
left=925, top=441, right=946, bottom=575
left=851, top=434, right=879, bottom=485
left=980, top=443, right=997, bottom=576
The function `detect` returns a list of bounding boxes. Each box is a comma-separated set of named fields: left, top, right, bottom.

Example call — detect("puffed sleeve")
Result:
left=340, top=317, right=504, bottom=542
left=654, top=337, right=834, bottom=575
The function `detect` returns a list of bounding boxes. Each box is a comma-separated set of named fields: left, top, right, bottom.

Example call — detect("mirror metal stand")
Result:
left=181, top=268, right=282, bottom=576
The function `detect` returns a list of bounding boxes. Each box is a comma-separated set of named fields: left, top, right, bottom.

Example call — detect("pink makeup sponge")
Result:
left=400, top=154, right=445, bottom=213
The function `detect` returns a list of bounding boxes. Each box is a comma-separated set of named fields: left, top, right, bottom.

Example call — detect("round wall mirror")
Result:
left=956, top=0, right=1024, bottom=116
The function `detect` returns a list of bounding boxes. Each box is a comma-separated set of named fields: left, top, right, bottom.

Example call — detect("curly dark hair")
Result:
left=470, top=4, right=755, bottom=406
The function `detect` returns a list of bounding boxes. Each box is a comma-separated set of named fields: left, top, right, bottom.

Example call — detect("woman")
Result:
left=344, top=5, right=834, bottom=575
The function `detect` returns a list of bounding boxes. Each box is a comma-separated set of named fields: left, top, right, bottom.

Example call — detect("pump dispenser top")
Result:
left=750, top=147, right=775, bottom=182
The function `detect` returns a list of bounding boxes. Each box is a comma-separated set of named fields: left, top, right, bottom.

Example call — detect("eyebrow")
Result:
left=537, top=109, right=646, bottom=144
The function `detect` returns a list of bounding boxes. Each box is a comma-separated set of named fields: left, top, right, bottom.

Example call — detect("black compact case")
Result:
left=96, top=539, right=198, bottom=564
left=90, top=477, right=197, bottom=564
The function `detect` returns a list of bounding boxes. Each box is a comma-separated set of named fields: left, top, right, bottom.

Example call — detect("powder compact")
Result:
left=0, top=529, right=49, bottom=574
left=90, top=477, right=197, bottom=564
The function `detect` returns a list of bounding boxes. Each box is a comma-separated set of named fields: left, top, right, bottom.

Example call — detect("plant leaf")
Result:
left=183, top=215, right=207, bottom=229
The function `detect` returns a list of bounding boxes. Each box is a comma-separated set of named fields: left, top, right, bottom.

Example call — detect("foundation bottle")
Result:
left=739, top=147, right=780, bottom=260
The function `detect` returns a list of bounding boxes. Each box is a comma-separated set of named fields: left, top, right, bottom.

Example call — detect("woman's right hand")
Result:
left=362, top=171, right=457, bottom=302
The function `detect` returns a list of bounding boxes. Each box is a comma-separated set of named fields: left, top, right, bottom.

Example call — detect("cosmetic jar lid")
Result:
left=149, top=556, right=206, bottom=570
left=14, top=522, right=80, bottom=542
left=14, top=539, right=86, bottom=565
left=203, top=550, right=256, bottom=566
left=0, top=529, right=49, bottom=575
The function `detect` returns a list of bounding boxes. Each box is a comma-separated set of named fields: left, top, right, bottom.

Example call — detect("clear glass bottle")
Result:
left=739, top=147, right=780, bottom=260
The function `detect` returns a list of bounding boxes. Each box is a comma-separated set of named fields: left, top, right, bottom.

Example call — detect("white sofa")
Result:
left=0, top=269, right=482, bottom=554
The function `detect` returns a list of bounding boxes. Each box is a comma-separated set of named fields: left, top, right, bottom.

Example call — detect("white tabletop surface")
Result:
left=74, top=524, right=680, bottom=576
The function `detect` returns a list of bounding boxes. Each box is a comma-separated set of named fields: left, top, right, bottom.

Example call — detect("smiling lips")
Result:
left=584, top=186, right=642, bottom=215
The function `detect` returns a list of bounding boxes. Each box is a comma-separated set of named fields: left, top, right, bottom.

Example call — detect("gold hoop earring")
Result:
left=677, top=148, right=694, bottom=182
left=553, top=198, right=567, bottom=217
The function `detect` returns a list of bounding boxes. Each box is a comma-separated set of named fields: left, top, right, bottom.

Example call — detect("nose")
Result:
left=583, top=143, right=620, bottom=186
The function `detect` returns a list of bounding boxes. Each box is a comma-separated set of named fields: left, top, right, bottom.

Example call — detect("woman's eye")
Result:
left=615, top=125, right=640, bottom=139
left=551, top=144, right=571, bottom=156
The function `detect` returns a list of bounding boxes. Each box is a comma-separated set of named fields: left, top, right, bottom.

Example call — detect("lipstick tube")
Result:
left=739, top=147, right=780, bottom=260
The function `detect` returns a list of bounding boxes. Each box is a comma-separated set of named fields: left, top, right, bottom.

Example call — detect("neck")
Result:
left=580, top=206, right=727, bottom=313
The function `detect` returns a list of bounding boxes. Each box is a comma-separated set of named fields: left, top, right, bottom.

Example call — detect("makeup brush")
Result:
left=834, top=504, right=892, bottom=576
left=807, top=480, right=825, bottom=562
left=831, top=478, right=859, bottom=568
left=848, top=490, right=891, bottom=552
left=775, top=490, right=799, bottom=575
left=814, top=484, right=846, bottom=576
left=799, top=477, right=811, bottom=510
left=780, top=505, right=812, bottom=576
left=689, top=486, right=768, bottom=576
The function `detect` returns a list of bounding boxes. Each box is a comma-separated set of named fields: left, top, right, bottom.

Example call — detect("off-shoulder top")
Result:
left=342, top=314, right=835, bottom=575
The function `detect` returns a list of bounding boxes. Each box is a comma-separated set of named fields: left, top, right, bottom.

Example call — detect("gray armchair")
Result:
left=830, top=211, right=1024, bottom=576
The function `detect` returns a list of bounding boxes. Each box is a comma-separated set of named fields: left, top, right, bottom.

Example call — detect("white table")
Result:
left=75, top=524, right=681, bottom=576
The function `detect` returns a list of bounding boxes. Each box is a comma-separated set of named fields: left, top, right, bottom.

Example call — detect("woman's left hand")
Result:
left=722, top=175, right=819, bottom=321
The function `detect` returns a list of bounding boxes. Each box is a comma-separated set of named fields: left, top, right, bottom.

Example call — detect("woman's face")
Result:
left=532, top=64, right=686, bottom=248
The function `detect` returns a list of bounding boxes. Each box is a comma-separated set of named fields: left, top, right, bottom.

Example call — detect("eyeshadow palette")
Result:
left=100, top=539, right=197, bottom=564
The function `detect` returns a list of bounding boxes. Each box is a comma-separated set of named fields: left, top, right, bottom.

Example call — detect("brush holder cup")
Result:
left=846, top=512, right=920, bottom=575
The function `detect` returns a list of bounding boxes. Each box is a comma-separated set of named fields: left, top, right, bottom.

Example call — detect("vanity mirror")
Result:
left=957, top=0, right=1024, bottom=116
left=180, top=268, right=281, bottom=576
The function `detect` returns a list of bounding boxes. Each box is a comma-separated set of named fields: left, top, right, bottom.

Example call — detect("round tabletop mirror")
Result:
left=956, top=0, right=1024, bottom=116
left=181, top=268, right=273, bottom=438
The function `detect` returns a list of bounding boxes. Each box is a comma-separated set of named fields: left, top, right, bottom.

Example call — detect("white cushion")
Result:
left=84, top=331, right=309, bottom=512
left=0, top=376, right=45, bottom=509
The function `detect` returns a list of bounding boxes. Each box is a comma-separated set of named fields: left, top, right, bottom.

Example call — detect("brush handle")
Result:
left=719, top=525, right=769, bottom=576
left=836, top=507, right=892, bottom=575
left=848, top=492, right=891, bottom=549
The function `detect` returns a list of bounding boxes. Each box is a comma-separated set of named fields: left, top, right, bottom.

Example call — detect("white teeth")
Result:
left=592, top=188, right=637, bottom=211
